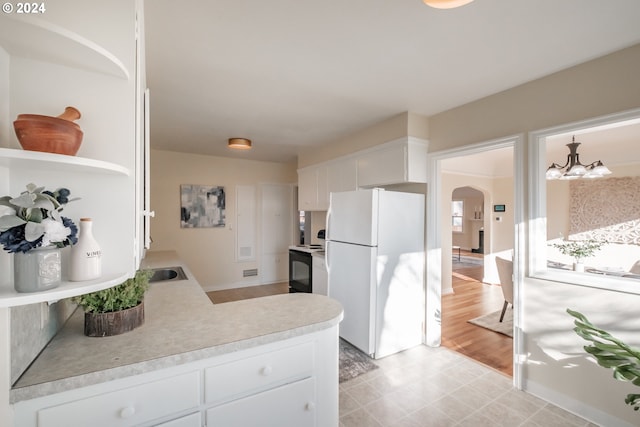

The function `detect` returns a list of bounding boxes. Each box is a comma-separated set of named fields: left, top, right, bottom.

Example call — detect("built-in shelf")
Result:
left=0, top=272, right=131, bottom=308
left=0, top=148, right=130, bottom=176
left=0, top=14, right=129, bottom=79
left=0, top=148, right=132, bottom=307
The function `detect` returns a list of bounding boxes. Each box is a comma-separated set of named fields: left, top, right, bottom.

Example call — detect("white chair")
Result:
left=495, top=257, right=514, bottom=322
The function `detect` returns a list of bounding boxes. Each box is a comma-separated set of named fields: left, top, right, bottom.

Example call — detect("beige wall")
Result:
left=429, top=44, right=640, bottom=426
left=149, top=149, right=297, bottom=289
left=428, top=43, right=640, bottom=152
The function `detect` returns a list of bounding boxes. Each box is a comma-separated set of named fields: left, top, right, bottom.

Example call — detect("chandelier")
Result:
left=546, top=136, right=611, bottom=180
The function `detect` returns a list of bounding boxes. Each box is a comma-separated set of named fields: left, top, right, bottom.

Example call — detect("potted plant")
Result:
left=0, top=183, right=78, bottom=292
left=73, top=269, right=153, bottom=337
left=550, top=239, right=606, bottom=272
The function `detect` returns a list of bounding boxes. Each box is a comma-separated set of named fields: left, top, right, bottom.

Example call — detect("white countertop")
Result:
left=11, top=251, right=342, bottom=402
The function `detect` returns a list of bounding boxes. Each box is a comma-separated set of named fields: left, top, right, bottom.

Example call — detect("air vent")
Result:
left=243, top=269, right=258, bottom=277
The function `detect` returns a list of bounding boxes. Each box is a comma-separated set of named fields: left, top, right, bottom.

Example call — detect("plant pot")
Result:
left=84, top=301, right=145, bottom=337
left=14, top=246, right=61, bottom=293
left=573, top=262, right=585, bottom=272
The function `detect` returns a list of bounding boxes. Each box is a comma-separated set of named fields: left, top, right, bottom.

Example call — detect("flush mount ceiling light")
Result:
left=546, top=136, right=612, bottom=180
left=423, top=0, right=474, bottom=9
left=228, top=138, right=252, bottom=150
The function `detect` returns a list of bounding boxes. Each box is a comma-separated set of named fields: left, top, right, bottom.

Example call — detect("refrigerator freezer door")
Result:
left=327, top=189, right=378, bottom=246
left=327, top=240, right=376, bottom=355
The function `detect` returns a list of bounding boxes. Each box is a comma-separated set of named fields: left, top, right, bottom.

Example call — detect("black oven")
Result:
left=289, top=249, right=312, bottom=293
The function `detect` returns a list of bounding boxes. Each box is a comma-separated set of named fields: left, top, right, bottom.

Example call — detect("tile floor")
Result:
left=339, top=345, right=596, bottom=427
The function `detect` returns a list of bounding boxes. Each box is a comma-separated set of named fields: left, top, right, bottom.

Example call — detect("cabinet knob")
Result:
left=119, top=406, right=136, bottom=418
left=305, top=402, right=316, bottom=412
left=260, top=365, right=273, bottom=376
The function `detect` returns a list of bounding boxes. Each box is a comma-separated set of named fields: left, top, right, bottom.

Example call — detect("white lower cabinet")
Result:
left=13, top=328, right=338, bottom=427
left=312, top=256, right=328, bottom=296
left=156, top=412, right=202, bottom=427
left=206, top=377, right=315, bottom=427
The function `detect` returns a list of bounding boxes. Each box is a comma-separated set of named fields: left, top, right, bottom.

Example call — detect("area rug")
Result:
left=468, top=309, right=513, bottom=337
left=453, top=255, right=484, bottom=268
left=339, top=338, right=378, bottom=383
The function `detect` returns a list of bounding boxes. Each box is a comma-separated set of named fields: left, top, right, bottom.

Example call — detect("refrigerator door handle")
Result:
left=325, top=203, right=332, bottom=241
left=325, top=241, right=331, bottom=273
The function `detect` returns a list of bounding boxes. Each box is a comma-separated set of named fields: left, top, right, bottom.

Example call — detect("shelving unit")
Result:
left=0, top=149, right=132, bottom=308
left=0, top=3, right=141, bottom=309
left=0, top=272, right=130, bottom=308
left=0, top=14, right=129, bottom=79
left=0, top=148, right=130, bottom=176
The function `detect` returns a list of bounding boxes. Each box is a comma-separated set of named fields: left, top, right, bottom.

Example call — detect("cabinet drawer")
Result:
left=37, top=371, right=200, bottom=427
left=205, top=342, right=314, bottom=404
left=206, top=377, right=316, bottom=427
left=156, top=412, right=202, bottom=427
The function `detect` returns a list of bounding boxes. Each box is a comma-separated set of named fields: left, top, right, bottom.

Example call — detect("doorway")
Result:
left=425, top=135, right=524, bottom=385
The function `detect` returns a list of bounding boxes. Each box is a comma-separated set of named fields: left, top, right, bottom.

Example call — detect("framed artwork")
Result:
left=180, top=184, right=226, bottom=228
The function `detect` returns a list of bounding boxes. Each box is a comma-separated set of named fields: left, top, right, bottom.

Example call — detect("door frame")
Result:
left=425, top=134, right=525, bottom=389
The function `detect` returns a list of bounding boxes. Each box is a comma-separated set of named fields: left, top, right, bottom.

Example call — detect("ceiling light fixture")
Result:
left=228, top=137, right=252, bottom=150
left=546, top=136, right=612, bottom=180
left=423, top=0, right=474, bottom=9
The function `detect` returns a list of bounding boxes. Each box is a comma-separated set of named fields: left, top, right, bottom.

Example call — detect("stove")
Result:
left=288, top=244, right=324, bottom=254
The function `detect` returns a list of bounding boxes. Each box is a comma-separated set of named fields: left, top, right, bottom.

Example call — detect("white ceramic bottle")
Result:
left=69, top=218, right=102, bottom=281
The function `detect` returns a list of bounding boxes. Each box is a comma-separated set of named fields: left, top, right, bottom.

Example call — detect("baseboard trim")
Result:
left=524, top=379, right=635, bottom=427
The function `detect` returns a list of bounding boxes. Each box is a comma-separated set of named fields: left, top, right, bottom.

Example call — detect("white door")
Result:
left=327, top=189, right=378, bottom=246
left=327, top=240, right=376, bottom=355
left=261, top=184, right=293, bottom=284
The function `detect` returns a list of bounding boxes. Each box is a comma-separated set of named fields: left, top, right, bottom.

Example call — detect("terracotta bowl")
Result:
left=13, top=115, right=83, bottom=156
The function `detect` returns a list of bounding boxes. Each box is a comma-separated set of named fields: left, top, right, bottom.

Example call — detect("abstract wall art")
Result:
left=180, top=184, right=226, bottom=228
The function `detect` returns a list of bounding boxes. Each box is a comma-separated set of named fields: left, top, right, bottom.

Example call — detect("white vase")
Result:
left=14, top=246, right=61, bottom=293
left=69, top=218, right=102, bottom=281
left=573, top=261, right=585, bottom=272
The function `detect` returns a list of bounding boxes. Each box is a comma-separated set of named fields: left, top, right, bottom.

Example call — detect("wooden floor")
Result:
left=442, top=251, right=513, bottom=376
left=206, top=251, right=513, bottom=376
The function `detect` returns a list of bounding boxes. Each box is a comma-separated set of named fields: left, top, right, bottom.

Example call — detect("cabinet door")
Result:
left=357, top=144, right=406, bottom=187
left=206, top=378, right=316, bottom=427
left=156, top=412, right=201, bottom=427
left=312, top=256, right=328, bottom=296
left=327, top=158, right=357, bottom=194
left=297, top=168, right=318, bottom=210
left=316, top=165, right=329, bottom=211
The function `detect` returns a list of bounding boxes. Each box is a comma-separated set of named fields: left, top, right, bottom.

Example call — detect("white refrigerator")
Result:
left=326, top=188, right=425, bottom=359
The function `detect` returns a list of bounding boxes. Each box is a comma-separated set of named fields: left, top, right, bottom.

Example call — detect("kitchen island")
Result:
left=12, top=251, right=343, bottom=427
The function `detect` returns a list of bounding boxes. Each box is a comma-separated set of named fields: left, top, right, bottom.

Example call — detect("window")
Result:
left=529, top=109, right=640, bottom=294
left=452, top=200, right=463, bottom=233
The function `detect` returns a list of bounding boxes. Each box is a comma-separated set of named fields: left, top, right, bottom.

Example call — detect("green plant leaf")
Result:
left=568, top=308, right=640, bottom=413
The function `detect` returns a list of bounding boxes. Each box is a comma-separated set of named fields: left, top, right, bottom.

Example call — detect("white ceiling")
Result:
left=144, top=0, right=640, bottom=164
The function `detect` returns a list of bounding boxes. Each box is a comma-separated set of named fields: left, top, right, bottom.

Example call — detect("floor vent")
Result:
left=243, top=269, right=258, bottom=277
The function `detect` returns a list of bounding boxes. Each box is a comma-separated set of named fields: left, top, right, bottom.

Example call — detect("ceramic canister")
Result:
left=69, top=218, right=102, bottom=281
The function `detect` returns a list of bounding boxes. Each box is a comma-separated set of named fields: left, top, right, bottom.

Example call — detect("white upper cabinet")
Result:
left=327, top=157, right=358, bottom=195
left=0, top=0, right=145, bottom=307
left=297, top=137, right=427, bottom=211
left=357, top=138, right=428, bottom=187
